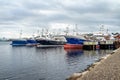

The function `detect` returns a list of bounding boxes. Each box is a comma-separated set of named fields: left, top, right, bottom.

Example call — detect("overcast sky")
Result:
left=0, top=0, right=120, bottom=38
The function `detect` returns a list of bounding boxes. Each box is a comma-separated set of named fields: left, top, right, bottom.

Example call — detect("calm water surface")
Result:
left=0, top=42, right=113, bottom=80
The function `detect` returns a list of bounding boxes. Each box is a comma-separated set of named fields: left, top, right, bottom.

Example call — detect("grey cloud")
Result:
left=0, top=0, right=120, bottom=38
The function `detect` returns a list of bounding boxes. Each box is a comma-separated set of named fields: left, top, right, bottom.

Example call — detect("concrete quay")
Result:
left=67, top=48, right=120, bottom=80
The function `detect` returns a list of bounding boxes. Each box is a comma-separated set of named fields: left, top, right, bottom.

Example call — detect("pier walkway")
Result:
left=67, top=48, right=120, bottom=80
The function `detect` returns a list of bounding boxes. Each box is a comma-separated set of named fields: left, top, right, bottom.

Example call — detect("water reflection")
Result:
left=64, top=49, right=113, bottom=73
left=65, top=49, right=83, bottom=57
left=0, top=42, right=114, bottom=80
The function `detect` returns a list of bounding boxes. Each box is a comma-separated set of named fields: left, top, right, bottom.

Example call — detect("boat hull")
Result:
left=64, top=35, right=86, bottom=49
left=11, top=40, right=27, bottom=46
left=36, top=39, right=66, bottom=45
left=26, top=39, right=37, bottom=46
left=64, top=44, right=83, bottom=49
left=64, top=35, right=86, bottom=44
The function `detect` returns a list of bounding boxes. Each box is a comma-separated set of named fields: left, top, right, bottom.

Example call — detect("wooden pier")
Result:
left=99, top=40, right=115, bottom=49
left=83, top=40, right=116, bottom=50
left=83, top=41, right=99, bottom=50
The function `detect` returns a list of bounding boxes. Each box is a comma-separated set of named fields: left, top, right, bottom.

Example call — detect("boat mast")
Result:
left=66, top=27, right=69, bottom=35
left=19, top=30, right=22, bottom=39
left=41, top=28, right=44, bottom=37
left=65, top=25, right=70, bottom=35
left=75, top=24, right=78, bottom=35
left=99, top=24, right=104, bottom=34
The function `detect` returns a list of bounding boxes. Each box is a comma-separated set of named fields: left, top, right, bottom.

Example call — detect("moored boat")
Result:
left=11, top=39, right=27, bottom=46
left=11, top=30, right=28, bottom=46
left=26, top=39, right=37, bottom=46
left=36, top=36, right=66, bottom=48
left=64, top=35, right=87, bottom=49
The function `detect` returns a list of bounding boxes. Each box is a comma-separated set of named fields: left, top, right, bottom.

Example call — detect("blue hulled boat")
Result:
left=10, top=30, right=28, bottom=46
left=64, top=35, right=87, bottom=49
left=11, top=39, right=38, bottom=46
left=64, top=35, right=86, bottom=44
left=26, top=39, right=37, bottom=46
left=11, top=39, right=27, bottom=46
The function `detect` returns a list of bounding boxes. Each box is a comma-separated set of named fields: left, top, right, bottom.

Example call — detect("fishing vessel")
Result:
left=11, top=30, right=27, bottom=46
left=64, top=35, right=87, bottom=49
left=26, top=39, right=37, bottom=46
left=11, top=39, right=38, bottom=46
left=11, top=39, right=27, bottom=46
left=63, top=25, right=87, bottom=49
left=36, top=36, right=66, bottom=48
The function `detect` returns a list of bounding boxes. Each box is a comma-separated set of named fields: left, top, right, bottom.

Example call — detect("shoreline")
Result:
left=66, top=48, right=120, bottom=80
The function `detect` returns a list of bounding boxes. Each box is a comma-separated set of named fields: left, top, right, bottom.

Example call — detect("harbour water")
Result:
left=0, top=42, right=113, bottom=80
